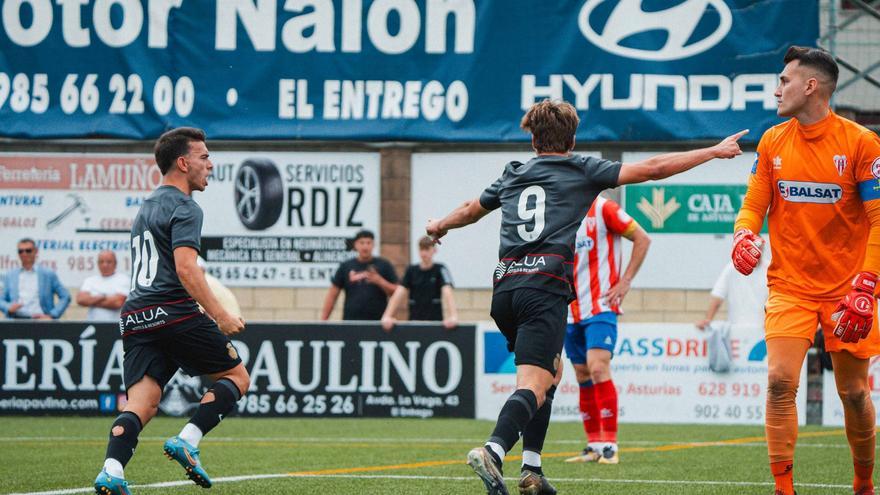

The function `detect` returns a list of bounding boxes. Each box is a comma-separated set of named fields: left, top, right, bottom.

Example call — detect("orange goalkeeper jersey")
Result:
left=735, top=110, right=880, bottom=300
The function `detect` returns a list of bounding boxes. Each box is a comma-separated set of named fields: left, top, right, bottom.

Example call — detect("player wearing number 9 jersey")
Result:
left=426, top=99, right=747, bottom=495
left=94, top=128, right=251, bottom=495
left=734, top=46, right=880, bottom=495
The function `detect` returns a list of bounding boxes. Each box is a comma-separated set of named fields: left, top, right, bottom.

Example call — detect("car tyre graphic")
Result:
left=235, top=158, right=283, bottom=230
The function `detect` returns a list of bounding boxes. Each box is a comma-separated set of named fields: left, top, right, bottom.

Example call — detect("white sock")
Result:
left=588, top=442, right=604, bottom=452
left=103, top=458, right=124, bottom=478
left=522, top=450, right=541, bottom=468
left=485, top=442, right=506, bottom=463
left=179, top=423, right=204, bottom=448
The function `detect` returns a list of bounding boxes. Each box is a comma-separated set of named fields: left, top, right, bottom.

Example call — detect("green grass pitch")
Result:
left=0, top=417, right=861, bottom=494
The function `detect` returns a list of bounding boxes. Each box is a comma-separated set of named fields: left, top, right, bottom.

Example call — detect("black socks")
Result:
left=105, top=411, right=142, bottom=467
left=488, top=388, right=539, bottom=453
left=189, top=378, right=241, bottom=435
left=523, top=385, right=556, bottom=455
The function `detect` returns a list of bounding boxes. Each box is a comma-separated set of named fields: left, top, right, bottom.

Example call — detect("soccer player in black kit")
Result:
left=426, top=100, right=747, bottom=495
left=94, top=128, right=250, bottom=495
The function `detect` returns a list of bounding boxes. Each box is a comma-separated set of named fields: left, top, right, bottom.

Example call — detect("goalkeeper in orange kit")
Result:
left=734, top=46, right=880, bottom=495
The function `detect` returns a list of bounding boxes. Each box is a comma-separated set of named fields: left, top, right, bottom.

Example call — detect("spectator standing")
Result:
left=381, top=236, right=458, bottom=331
left=76, top=250, right=130, bottom=321
left=0, top=238, right=70, bottom=319
left=321, top=230, right=398, bottom=320
left=696, top=249, right=770, bottom=332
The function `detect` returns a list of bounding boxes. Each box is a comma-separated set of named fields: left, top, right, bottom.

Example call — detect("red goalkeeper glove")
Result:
left=732, top=229, right=763, bottom=275
left=832, top=272, right=878, bottom=343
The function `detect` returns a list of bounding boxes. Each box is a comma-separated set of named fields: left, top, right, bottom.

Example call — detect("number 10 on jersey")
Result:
left=131, top=231, right=159, bottom=289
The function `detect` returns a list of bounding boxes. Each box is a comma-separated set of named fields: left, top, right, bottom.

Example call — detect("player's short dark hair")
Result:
left=154, top=127, right=206, bottom=175
left=417, top=236, right=435, bottom=249
left=345, top=230, right=375, bottom=250
left=354, top=230, right=374, bottom=241
left=520, top=99, right=579, bottom=153
left=17, top=238, right=35, bottom=247
left=784, top=45, right=839, bottom=93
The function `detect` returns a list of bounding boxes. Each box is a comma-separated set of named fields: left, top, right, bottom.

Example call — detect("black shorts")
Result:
left=122, top=313, right=242, bottom=391
left=490, top=288, right=568, bottom=376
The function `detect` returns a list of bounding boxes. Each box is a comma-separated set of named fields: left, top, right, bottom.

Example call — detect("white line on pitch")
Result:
left=0, top=436, right=851, bottom=448
left=6, top=472, right=853, bottom=495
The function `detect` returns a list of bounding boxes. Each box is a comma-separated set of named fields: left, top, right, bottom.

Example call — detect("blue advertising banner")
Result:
left=0, top=0, right=817, bottom=141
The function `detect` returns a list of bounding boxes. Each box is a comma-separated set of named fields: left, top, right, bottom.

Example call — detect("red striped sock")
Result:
left=578, top=381, right=601, bottom=443
left=595, top=380, right=618, bottom=443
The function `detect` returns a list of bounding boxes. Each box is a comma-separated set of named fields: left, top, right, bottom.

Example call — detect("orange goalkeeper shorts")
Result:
left=764, top=290, right=880, bottom=359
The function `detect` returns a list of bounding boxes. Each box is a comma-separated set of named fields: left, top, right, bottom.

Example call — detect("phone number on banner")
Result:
left=237, top=393, right=356, bottom=416
left=0, top=73, right=194, bottom=117
left=206, top=264, right=336, bottom=284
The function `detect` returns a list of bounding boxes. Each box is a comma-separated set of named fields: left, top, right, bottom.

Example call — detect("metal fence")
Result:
left=821, top=0, right=880, bottom=128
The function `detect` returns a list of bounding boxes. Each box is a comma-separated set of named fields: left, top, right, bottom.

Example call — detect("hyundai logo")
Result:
left=578, top=0, right=733, bottom=61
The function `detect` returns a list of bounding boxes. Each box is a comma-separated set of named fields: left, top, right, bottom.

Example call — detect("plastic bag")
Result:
left=707, top=322, right=733, bottom=373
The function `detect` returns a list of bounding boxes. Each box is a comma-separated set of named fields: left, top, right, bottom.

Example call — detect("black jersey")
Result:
left=122, top=186, right=203, bottom=332
left=331, top=257, right=399, bottom=320
left=479, top=154, right=621, bottom=297
left=402, top=263, right=454, bottom=320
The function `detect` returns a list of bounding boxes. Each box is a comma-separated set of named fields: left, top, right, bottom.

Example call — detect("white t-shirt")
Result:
left=710, top=252, right=770, bottom=330
left=80, top=272, right=130, bottom=321
left=17, top=269, right=41, bottom=317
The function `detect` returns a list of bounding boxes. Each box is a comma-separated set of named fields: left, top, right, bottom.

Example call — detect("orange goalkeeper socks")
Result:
left=854, top=462, right=874, bottom=493
left=771, top=460, right=794, bottom=495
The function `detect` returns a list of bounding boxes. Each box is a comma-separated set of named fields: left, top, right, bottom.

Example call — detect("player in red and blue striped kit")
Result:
left=564, top=196, right=650, bottom=465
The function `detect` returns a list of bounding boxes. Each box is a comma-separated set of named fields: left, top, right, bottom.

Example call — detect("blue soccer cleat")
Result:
left=163, top=436, right=212, bottom=488
left=94, top=469, right=132, bottom=495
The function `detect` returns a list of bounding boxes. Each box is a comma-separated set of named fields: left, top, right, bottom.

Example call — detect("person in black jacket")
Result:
left=381, top=236, right=458, bottom=331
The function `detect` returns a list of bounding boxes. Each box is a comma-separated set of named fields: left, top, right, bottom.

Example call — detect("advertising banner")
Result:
left=619, top=151, right=758, bottom=290
left=0, top=321, right=475, bottom=418
left=0, top=1, right=816, bottom=141
left=477, top=322, right=805, bottom=425
left=623, top=184, right=747, bottom=234
left=0, top=152, right=379, bottom=289
left=822, top=356, right=880, bottom=426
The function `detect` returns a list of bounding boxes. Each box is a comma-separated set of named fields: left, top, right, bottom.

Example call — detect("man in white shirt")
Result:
left=77, top=250, right=130, bottom=321
left=697, top=247, right=771, bottom=331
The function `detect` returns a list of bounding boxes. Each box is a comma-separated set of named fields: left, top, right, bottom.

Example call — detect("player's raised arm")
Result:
left=426, top=198, right=491, bottom=243
left=616, top=130, right=748, bottom=185
left=732, top=137, right=773, bottom=276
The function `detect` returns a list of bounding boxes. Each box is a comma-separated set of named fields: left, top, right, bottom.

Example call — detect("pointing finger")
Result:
left=730, top=129, right=749, bottom=141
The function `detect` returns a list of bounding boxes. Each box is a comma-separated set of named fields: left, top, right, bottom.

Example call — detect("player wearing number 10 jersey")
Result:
left=426, top=99, right=748, bottom=495
left=94, top=128, right=251, bottom=495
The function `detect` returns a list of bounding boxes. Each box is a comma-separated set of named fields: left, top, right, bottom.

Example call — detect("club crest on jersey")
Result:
left=777, top=180, right=842, bottom=203
left=872, top=157, right=880, bottom=179
left=833, top=154, right=848, bottom=176
left=773, top=156, right=782, bottom=169
left=585, top=217, right=597, bottom=232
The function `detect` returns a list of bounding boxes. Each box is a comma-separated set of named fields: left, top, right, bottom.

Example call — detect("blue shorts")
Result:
left=564, top=312, right=618, bottom=365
